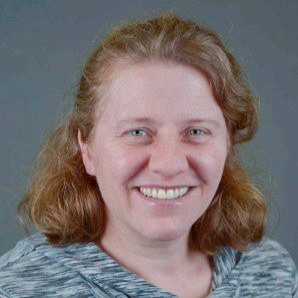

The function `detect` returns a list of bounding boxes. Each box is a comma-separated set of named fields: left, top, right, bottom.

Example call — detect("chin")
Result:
left=139, top=223, right=190, bottom=242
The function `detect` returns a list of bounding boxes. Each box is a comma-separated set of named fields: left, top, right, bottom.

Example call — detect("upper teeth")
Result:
left=139, top=187, right=189, bottom=200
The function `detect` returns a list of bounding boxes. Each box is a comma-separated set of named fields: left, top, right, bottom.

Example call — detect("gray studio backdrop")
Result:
left=1, top=0, right=297, bottom=262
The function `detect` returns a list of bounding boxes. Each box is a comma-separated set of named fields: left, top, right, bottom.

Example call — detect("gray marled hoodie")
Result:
left=0, top=233, right=296, bottom=297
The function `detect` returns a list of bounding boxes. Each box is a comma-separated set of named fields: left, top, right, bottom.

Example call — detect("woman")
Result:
left=0, top=12, right=296, bottom=298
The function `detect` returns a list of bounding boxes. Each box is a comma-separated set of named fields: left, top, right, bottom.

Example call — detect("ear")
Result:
left=77, top=130, right=96, bottom=176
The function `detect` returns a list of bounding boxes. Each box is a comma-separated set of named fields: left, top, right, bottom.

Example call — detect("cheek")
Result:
left=95, top=142, right=148, bottom=187
left=193, top=145, right=227, bottom=183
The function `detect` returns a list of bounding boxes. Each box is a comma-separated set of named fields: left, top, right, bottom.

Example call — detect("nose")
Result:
left=148, top=136, right=188, bottom=178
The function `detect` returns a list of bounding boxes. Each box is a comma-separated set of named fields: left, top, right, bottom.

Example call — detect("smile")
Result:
left=139, top=187, right=190, bottom=200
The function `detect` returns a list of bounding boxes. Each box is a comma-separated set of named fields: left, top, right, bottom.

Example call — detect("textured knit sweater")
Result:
left=0, top=233, right=297, bottom=297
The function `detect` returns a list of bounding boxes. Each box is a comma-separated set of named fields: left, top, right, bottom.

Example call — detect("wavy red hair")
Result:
left=18, top=11, right=266, bottom=254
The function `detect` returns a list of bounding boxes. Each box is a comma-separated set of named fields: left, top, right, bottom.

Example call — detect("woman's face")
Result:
left=80, top=61, right=228, bottom=244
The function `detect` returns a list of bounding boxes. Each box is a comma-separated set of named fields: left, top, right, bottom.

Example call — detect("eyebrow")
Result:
left=118, top=117, right=157, bottom=125
left=117, top=117, right=221, bottom=128
left=181, top=118, right=221, bottom=128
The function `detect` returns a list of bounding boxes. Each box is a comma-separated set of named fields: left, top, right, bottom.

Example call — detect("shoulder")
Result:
left=0, top=234, right=45, bottom=296
left=238, top=237, right=297, bottom=297
left=0, top=233, right=47, bottom=263
left=241, top=237, right=296, bottom=272
left=0, top=233, right=50, bottom=269
left=0, top=234, right=91, bottom=297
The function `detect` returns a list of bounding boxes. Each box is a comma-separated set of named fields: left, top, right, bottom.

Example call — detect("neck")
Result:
left=97, top=223, right=206, bottom=278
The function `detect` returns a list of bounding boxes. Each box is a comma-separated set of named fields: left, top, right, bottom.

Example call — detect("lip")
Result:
left=136, top=185, right=193, bottom=190
left=133, top=186, right=195, bottom=207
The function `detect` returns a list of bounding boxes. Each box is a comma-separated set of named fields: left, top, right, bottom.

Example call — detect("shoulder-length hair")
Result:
left=18, top=11, right=266, bottom=254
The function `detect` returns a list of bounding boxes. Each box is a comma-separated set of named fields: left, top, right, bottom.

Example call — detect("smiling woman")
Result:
left=0, top=11, right=297, bottom=298
left=78, top=61, right=229, bottom=255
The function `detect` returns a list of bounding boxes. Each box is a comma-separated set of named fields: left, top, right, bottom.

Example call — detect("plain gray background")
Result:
left=1, top=0, right=297, bottom=263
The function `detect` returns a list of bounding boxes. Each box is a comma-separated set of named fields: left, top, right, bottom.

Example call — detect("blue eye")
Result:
left=128, top=129, right=147, bottom=136
left=188, top=129, right=205, bottom=136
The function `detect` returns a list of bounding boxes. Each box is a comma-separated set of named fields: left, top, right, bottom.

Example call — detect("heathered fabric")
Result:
left=0, top=233, right=296, bottom=297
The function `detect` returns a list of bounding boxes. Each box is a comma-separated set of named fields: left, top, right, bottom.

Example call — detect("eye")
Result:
left=187, top=129, right=206, bottom=136
left=127, top=129, right=147, bottom=137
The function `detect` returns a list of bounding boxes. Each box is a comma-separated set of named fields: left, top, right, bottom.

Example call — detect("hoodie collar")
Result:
left=210, top=246, right=241, bottom=297
left=29, top=233, right=241, bottom=297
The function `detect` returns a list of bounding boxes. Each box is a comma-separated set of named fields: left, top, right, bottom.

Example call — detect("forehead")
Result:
left=98, top=60, right=224, bottom=123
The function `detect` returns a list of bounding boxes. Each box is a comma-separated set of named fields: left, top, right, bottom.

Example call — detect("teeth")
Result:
left=139, top=187, right=189, bottom=200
